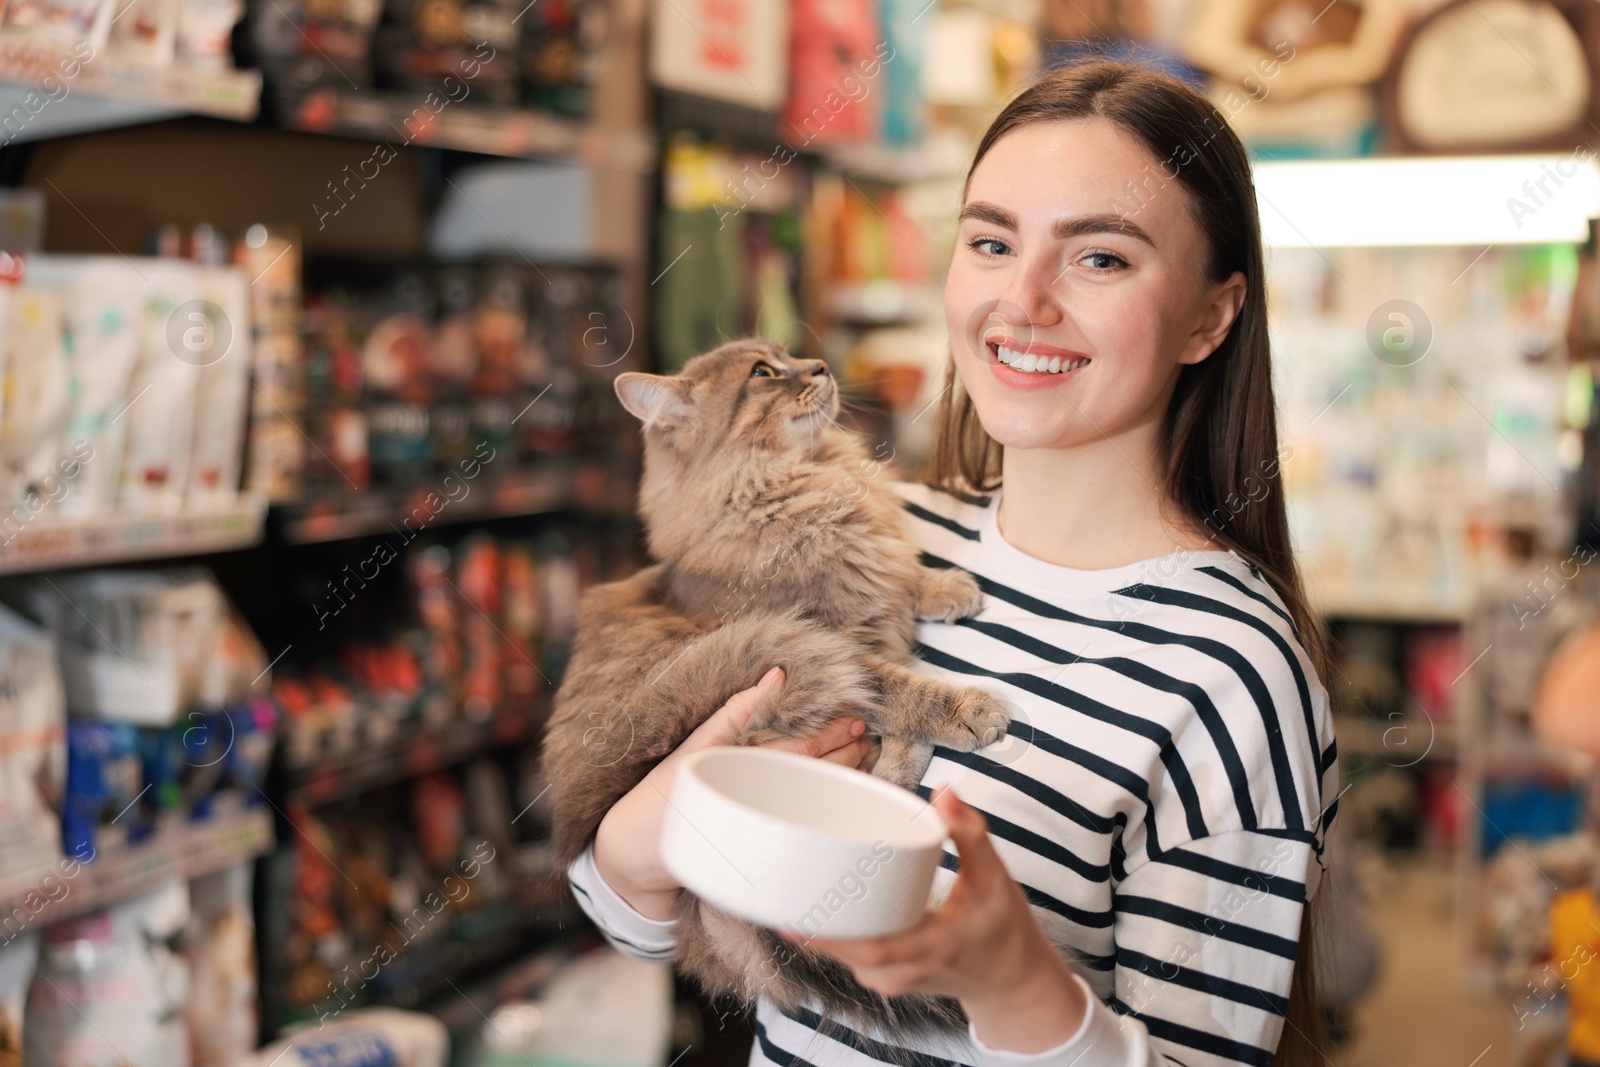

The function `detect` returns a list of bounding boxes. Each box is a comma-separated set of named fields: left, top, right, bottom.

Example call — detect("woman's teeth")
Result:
left=994, top=346, right=1089, bottom=374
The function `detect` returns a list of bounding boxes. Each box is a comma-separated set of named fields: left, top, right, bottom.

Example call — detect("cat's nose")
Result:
left=806, top=360, right=830, bottom=378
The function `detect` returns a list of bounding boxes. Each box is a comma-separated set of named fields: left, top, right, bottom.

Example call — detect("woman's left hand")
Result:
left=778, top=783, right=1089, bottom=1052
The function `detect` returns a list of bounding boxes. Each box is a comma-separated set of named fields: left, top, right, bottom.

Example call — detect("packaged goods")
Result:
left=0, top=933, right=38, bottom=1067
left=185, top=266, right=253, bottom=510
left=186, top=863, right=257, bottom=1067
left=26, top=569, right=223, bottom=723
left=0, top=288, right=71, bottom=516
left=120, top=262, right=202, bottom=515
left=107, top=0, right=177, bottom=67
left=24, top=880, right=192, bottom=1067
left=237, top=1008, right=448, bottom=1067
left=50, top=261, right=144, bottom=519
left=0, top=604, right=65, bottom=902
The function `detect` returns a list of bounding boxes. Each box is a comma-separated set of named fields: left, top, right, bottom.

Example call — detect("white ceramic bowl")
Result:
left=660, top=747, right=949, bottom=939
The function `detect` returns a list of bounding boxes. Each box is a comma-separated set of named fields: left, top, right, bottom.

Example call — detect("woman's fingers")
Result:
left=759, top=715, right=867, bottom=762
left=931, top=785, right=1004, bottom=891
left=675, top=667, right=786, bottom=755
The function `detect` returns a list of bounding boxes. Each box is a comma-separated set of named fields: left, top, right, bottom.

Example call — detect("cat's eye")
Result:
left=750, top=363, right=779, bottom=378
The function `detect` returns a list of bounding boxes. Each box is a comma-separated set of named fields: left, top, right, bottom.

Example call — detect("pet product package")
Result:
left=474, top=947, right=672, bottom=1067
left=119, top=261, right=202, bottom=514
left=107, top=0, right=177, bottom=66
left=0, top=287, right=72, bottom=514
left=0, top=603, right=66, bottom=903
left=186, top=863, right=256, bottom=1067
left=184, top=265, right=252, bottom=509
left=26, top=569, right=223, bottom=724
left=236, top=1008, right=448, bottom=1067
left=0, top=933, right=38, bottom=1066
left=24, top=880, right=191, bottom=1067
left=35, top=259, right=145, bottom=519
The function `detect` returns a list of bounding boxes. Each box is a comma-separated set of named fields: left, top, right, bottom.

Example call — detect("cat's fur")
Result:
left=541, top=339, right=1015, bottom=1043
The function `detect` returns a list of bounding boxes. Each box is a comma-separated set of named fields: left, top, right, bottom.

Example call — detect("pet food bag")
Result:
left=0, top=603, right=65, bottom=904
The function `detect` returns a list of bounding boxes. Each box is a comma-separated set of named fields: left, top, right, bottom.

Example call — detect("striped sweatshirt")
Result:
left=567, top=482, right=1339, bottom=1067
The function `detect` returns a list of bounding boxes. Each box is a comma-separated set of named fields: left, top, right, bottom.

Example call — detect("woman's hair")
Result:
left=928, top=60, right=1331, bottom=1067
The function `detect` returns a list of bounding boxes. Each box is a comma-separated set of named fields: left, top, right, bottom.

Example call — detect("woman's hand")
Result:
left=592, top=666, right=871, bottom=921
left=778, top=784, right=1090, bottom=1053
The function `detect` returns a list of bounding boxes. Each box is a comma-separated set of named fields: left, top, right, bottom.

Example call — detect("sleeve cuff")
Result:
left=968, top=971, right=1152, bottom=1067
left=566, top=843, right=680, bottom=960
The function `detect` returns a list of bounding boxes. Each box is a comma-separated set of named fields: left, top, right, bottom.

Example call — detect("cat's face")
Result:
left=614, top=339, right=839, bottom=461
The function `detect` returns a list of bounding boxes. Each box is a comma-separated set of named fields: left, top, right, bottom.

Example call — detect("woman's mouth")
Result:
left=986, top=341, right=1091, bottom=377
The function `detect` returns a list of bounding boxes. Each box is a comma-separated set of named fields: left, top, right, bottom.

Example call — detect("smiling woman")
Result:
left=568, top=60, right=1337, bottom=1067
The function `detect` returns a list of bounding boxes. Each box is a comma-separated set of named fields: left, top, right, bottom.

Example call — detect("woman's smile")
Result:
left=985, top=337, right=1092, bottom=388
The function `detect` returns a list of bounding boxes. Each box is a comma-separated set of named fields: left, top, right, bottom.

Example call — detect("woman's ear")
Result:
left=1179, top=271, right=1247, bottom=366
left=615, top=373, right=695, bottom=426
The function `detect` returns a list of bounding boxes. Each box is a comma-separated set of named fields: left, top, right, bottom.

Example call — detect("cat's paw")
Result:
left=939, top=688, right=1010, bottom=750
left=915, top=568, right=984, bottom=623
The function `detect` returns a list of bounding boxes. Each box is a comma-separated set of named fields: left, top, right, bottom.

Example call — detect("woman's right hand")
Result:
left=591, top=666, right=872, bottom=921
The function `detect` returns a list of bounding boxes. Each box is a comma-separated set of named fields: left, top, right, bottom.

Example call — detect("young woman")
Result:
left=566, top=61, right=1338, bottom=1067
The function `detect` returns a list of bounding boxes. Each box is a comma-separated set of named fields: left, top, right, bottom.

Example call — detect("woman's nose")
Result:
left=998, top=257, right=1063, bottom=329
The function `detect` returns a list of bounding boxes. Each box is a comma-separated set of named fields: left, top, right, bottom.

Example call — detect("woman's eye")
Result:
left=967, top=237, right=1012, bottom=258
left=1082, top=250, right=1128, bottom=271
left=750, top=363, right=778, bottom=378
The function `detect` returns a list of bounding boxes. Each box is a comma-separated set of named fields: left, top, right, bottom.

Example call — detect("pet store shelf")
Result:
left=0, top=496, right=268, bottom=575
left=828, top=281, right=943, bottom=325
left=816, top=132, right=969, bottom=185
left=0, top=805, right=273, bottom=928
left=0, top=35, right=262, bottom=120
left=285, top=89, right=655, bottom=171
left=1332, top=714, right=1459, bottom=765
left=279, top=462, right=633, bottom=545
left=282, top=704, right=541, bottom=806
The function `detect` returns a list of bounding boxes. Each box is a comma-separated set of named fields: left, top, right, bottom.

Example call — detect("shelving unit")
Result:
left=0, top=34, right=263, bottom=120
left=282, top=704, right=541, bottom=806
left=0, top=495, right=267, bottom=574
left=0, top=805, right=273, bottom=928
left=285, top=89, right=654, bottom=171
left=279, top=463, right=633, bottom=545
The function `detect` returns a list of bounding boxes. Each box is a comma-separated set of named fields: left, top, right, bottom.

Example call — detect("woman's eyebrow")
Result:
left=958, top=202, right=1017, bottom=229
left=960, top=202, right=1157, bottom=248
left=1053, top=213, right=1157, bottom=247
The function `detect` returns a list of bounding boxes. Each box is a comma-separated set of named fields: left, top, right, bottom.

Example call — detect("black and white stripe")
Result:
left=568, top=482, right=1338, bottom=1067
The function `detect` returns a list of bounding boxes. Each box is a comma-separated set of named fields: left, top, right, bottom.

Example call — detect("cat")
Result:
left=541, top=338, right=1016, bottom=1044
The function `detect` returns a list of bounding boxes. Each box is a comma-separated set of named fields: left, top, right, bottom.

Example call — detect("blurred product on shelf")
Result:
left=291, top=259, right=626, bottom=519
left=273, top=527, right=610, bottom=767
left=372, top=0, right=520, bottom=105
left=186, top=863, right=258, bottom=1067
left=237, top=1008, right=449, bottom=1067
left=238, top=225, right=307, bottom=505
left=517, top=0, right=605, bottom=116
left=248, top=0, right=385, bottom=94
left=0, top=604, right=65, bottom=903
left=471, top=946, right=673, bottom=1067
left=0, top=251, right=255, bottom=527
left=18, top=568, right=267, bottom=723
left=265, top=762, right=524, bottom=1028
left=0, top=933, right=35, bottom=1066
left=24, top=879, right=191, bottom=1067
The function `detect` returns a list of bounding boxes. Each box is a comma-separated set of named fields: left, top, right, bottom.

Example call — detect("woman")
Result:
left=566, top=61, right=1338, bottom=1067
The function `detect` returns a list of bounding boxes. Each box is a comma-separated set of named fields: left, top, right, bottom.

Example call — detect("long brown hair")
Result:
left=928, top=61, right=1332, bottom=1067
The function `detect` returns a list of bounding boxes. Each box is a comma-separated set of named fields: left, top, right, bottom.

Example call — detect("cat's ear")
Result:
left=615, top=373, right=695, bottom=426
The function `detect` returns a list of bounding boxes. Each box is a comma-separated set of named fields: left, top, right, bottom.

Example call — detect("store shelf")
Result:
left=1315, top=597, right=1468, bottom=626
left=283, top=705, right=541, bottom=805
left=286, top=89, right=655, bottom=171
left=0, top=35, right=261, bottom=120
left=280, top=462, right=633, bottom=544
left=817, top=133, right=969, bottom=185
left=1334, top=714, right=1459, bottom=764
left=0, top=495, right=268, bottom=574
left=0, top=805, right=273, bottom=928
left=828, top=281, right=942, bottom=325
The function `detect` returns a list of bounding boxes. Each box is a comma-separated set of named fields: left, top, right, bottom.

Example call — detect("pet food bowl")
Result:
left=660, top=746, right=950, bottom=939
